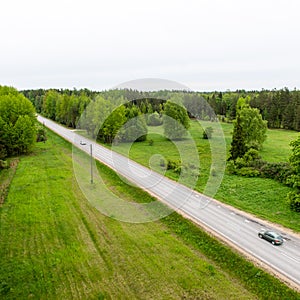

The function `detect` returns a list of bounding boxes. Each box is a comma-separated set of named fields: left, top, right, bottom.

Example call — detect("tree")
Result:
left=147, top=112, right=162, bottom=126
left=119, top=114, right=147, bottom=142
left=98, top=106, right=127, bottom=144
left=81, top=96, right=114, bottom=138
left=287, top=135, right=300, bottom=212
left=163, top=100, right=190, bottom=140
left=229, top=114, right=248, bottom=160
left=0, top=86, right=36, bottom=157
left=239, top=100, right=267, bottom=150
left=42, top=90, right=59, bottom=120
left=229, top=97, right=267, bottom=160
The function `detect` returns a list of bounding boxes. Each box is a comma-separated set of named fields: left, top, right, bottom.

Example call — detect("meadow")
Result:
left=1, top=130, right=299, bottom=299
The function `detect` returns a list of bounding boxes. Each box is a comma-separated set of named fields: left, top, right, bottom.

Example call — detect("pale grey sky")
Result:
left=1, top=0, right=300, bottom=91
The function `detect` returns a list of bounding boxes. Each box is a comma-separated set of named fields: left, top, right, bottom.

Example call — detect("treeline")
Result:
left=0, top=86, right=37, bottom=164
left=24, top=89, right=193, bottom=144
left=22, top=87, right=300, bottom=131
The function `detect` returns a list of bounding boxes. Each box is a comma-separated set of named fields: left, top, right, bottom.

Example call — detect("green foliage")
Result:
left=167, top=159, right=182, bottom=174
left=287, top=191, right=300, bottom=212
left=24, top=87, right=300, bottom=131
left=229, top=97, right=267, bottom=160
left=260, top=162, right=293, bottom=184
left=97, top=106, right=127, bottom=144
left=147, top=112, right=163, bottom=126
left=227, top=159, right=260, bottom=177
left=289, top=136, right=300, bottom=177
left=286, top=135, right=300, bottom=212
left=163, top=101, right=190, bottom=140
left=229, top=114, right=248, bottom=160
left=36, top=126, right=47, bottom=142
left=119, top=114, right=147, bottom=142
left=43, top=90, right=59, bottom=119
left=228, top=148, right=293, bottom=183
left=239, top=106, right=268, bottom=150
left=0, top=160, right=9, bottom=170
left=81, top=95, right=114, bottom=138
left=0, top=86, right=36, bottom=157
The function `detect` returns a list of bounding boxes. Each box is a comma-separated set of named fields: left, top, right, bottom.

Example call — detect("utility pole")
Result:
left=90, top=144, right=93, bottom=184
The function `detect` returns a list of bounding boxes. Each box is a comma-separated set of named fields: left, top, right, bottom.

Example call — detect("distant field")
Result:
left=1, top=130, right=299, bottom=299
left=111, top=120, right=300, bottom=232
left=260, top=128, right=299, bottom=162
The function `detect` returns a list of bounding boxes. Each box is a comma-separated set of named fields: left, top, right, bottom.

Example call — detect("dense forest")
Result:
left=22, top=88, right=300, bottom=132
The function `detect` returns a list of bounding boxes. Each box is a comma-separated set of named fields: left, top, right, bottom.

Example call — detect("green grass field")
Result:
left=1, top=130, right=299, bottom=299
left=109, top=121, right=300, bottom=232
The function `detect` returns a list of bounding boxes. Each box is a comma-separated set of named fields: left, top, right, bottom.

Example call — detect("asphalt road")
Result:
left=38, top=115, right=300, bottom=289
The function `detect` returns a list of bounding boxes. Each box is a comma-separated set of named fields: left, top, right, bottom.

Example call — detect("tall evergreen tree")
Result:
left=229, top=114, right=248, bottom=160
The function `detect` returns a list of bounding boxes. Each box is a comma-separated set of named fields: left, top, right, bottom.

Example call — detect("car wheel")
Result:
left=258, top=234, right=263, bottom=238
left=271, top=241, right=275, bottom=245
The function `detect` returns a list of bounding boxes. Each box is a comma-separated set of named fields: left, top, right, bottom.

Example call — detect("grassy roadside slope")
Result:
left=0, top=130, right=299, bottom=299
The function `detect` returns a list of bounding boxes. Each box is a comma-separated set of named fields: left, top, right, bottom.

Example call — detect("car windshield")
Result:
left=269, top=232, right=282, bottom=239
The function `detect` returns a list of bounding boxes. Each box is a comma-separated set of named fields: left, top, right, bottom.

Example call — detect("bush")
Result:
left=243, top=149, right=260, bottom=163
left=287, top=191, right=300, bottom=212
left=147, top=112, right=163, bottom=126
left=236, top=167, right=260, bottom=177
left=226, top=149, right=293, bottom=183
left=36, top=128, right=47, bottom=142
left=226, top=160, right=237, bottom=174
left=0, top=160, right=9, bottom=170
left=167, top=159, right=182, bottom=174
left=260, top=162, right=293, bottom=184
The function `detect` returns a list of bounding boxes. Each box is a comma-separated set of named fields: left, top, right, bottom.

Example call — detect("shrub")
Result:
left=236, top=167, right=260, bottom=177
left=167, top=159, right=182, bottom=174
left=243, top=148, right=261, bottom=163
left=147, top=112, right=163, bottom=126
left=226, top=160, right=236, bottom=174
left=36, top=128, right=47, bottom=142
left=0, top=160, right=9, bottom=170
left=260, top=162, right=293, bottom=184
left=287, top=191, right=300, bottom=212
left=226, top=149, right=293, bottom=183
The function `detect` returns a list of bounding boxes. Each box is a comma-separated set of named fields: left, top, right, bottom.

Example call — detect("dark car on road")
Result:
left=258, top=230, right=284, bottom=245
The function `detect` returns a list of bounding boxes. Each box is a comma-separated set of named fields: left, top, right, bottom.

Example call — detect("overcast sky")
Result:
left=1, top=0, right=300, bottom=91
